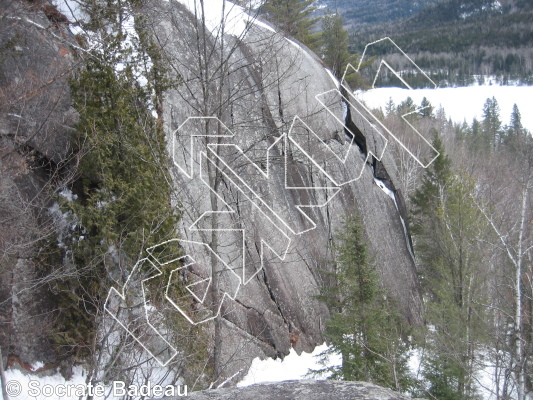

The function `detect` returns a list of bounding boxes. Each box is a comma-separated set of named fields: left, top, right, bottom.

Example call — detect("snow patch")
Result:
left=252, top=18, right=276, bottom=33
left=285, top=37, right=303, bottom=51
left=172, top=0, right=274, bottom=37
left=1, top=363, right=181, bottom=400
left=374, top=178, right=396, bottom=201
left=54, top=0, right=88, bottom=24
left=59, top=188, right=77, bottom=202
left=408, top=348, right=423, bottom=379
left=1, top=366, right=90, bottom=400
left=237, top=343, right=341, bottom=386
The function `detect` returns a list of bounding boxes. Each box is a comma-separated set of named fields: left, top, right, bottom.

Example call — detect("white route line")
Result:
left=104, top=258, right=179, bottom=366
left=347, top=37, right=440, bottom=168
left=161, top=240, right=241, bottom=325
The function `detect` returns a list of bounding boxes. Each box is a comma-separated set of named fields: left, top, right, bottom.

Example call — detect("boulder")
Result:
left=173, top=380, right=419, bottom=400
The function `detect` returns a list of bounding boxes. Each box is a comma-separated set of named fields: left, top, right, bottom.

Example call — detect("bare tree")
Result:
left=475, top=138, right=533, bottom=400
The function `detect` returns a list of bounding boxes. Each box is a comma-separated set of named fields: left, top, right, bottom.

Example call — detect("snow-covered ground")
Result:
left=237, top=344, right=428, bottom=389
left=1, top=366, right=91, bottom=400
left=0, top=365, right=185, bottom=400
left=356, top=84, right=533, bottom=132
left=0, top=344, right=506, bottom=399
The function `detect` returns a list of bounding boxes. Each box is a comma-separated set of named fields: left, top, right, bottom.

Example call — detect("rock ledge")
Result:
left=170, top=380, right=419, bottom=400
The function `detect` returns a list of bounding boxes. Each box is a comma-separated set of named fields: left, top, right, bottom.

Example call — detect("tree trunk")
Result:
left=0, top=346, right=9, bottom=400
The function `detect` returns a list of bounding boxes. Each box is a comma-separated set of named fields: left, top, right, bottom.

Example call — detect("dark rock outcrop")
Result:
left=0, top=0, right=78, bottom=365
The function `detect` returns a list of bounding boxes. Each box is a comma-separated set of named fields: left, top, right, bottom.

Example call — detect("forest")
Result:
left=363, top=95, right=533, bottom=398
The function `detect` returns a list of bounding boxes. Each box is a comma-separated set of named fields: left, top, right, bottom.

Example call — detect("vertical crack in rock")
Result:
left=260, top=265, right=288, bottom=327
left=340, top=92, right=416, bottom=260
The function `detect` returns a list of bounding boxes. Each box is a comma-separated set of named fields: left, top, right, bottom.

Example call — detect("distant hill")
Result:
left=318, top=0, right=439, bottom=26
left=319, top=0, right=533, bottom=86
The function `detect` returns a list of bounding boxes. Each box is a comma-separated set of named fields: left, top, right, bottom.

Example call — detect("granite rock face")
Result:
left=144, top=0, right=422, bottom=385
left=169, top=380, right=420, bottom=400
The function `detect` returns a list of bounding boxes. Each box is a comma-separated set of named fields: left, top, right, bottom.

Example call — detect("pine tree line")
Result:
left=310, top=93, right=532, bottom=398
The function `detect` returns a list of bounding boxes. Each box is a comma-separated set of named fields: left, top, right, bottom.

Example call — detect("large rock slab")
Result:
left=0, top=0, right=424, bottom=383
left=144, top=0, right=423, bottom=385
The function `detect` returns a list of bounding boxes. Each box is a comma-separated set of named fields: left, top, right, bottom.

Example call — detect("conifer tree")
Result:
left=397, top=97, right=417, bottom=122
left=411, top=133, right=451, bottom=235
left=471, top=118, right=481, bottom=136
left=466, top=118, right=488, bottom=153
left=67, top=0, right=180, bottom=265
left=319, top=11, right=358, bottom=81
left=260, top=0, right=321, bottom=49
left=312, top=213, right=413, bottom=392
left=51, top=0, right=181, bottom=362
left=508, top=103, right=526, bottom=137
left=385, top=97, right=396, bottom=115
left=419, top=97, right=434, bottom=118
left=482, top=96, right=503, bottom=148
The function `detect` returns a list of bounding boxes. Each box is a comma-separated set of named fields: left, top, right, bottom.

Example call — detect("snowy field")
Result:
left=356, top=84, right=533, bottom=132
left=0, top=365, right=187, bottom=400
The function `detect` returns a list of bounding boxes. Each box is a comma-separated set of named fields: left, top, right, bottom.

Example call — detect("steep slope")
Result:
left=144, top=0, right=422, bottom=384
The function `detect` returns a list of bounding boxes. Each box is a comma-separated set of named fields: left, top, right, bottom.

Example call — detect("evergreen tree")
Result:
left=260, top=0, right=321, bottom=49
left=471, top=118, right=481, bottom=137
left=68, top=0, right=179, bottom=263
left=466, top=117, right=488, bottom=153
left=397, top=97, right=417, bottom=122
left=411, top=132, right=451, bottom=235
left=419, top=97, right=434, bottom=118
left=312, top=213, right=413, bottom=392
left=319, top=11, right=360, bottom=84
left=455, top=120, right=471, bottom=142
left=385, top=97, right=396, bottom=115
left=481, top=96, right=503, bottom=148
left=508, top=103, right=526, bottom=137
left=51, top=0, right=181, bottom=360
left=420, top=174, right=489, bottom=400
